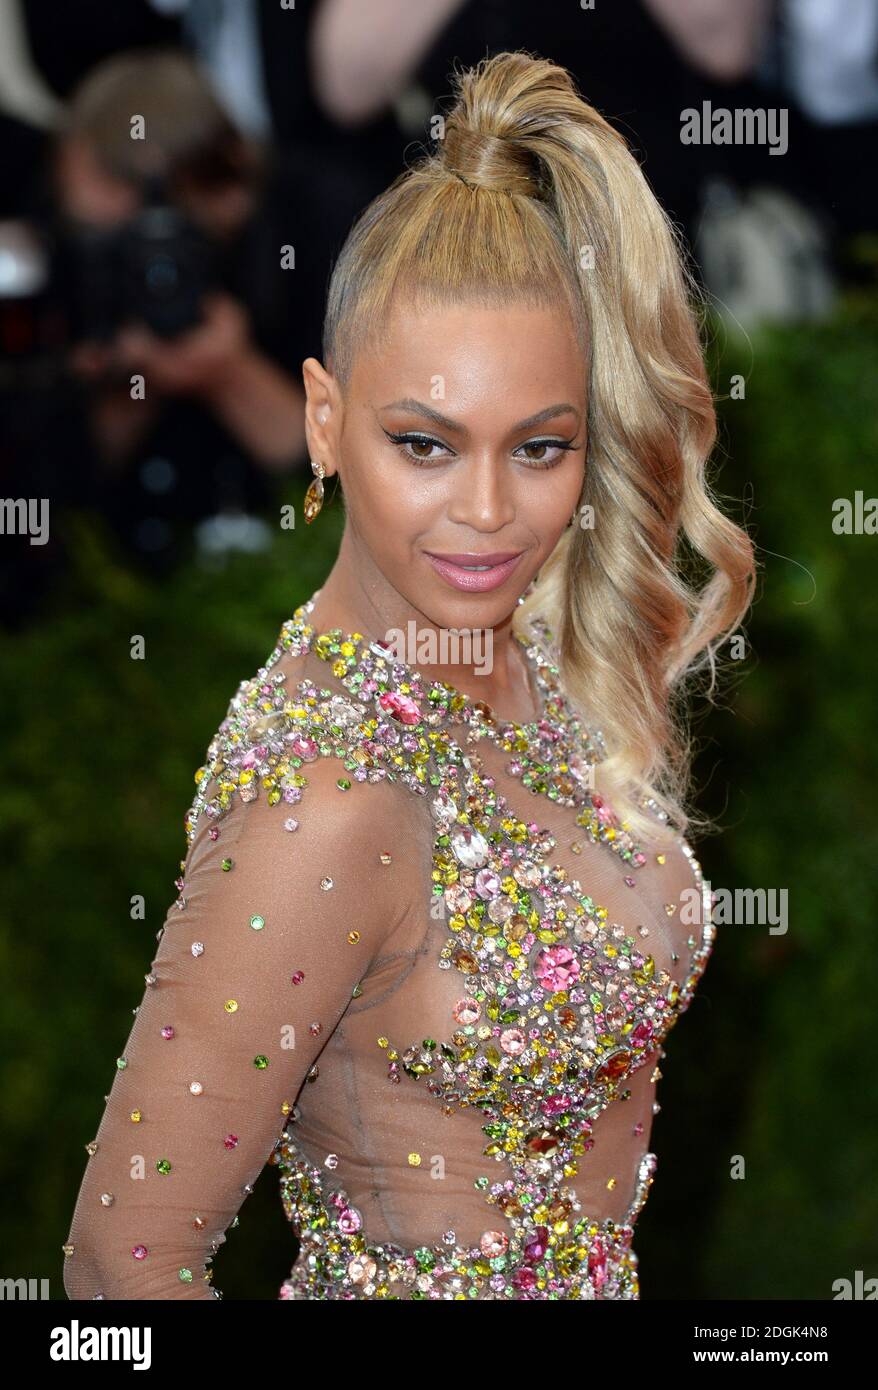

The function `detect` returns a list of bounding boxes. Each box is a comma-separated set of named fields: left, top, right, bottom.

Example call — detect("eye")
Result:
left=384, top=430, right=579, bottom=469
left=514, top=438, right=578, bottom=469
left=384, top=431, right=452, bottom=465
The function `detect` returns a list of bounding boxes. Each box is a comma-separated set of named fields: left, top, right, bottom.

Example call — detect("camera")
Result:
left=57, top=180, right=217, bottom=342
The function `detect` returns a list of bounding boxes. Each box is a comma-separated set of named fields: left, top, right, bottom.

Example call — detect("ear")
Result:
left=301, top=357, right=342, bottom=478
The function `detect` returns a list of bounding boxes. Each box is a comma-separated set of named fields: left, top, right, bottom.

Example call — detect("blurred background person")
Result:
left=51, top=50, right=308, bottom=567
left=308, top=0, right=876, bottom=325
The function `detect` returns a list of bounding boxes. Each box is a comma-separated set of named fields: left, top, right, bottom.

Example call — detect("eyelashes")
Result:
left=383, top=430, right=580, bottom=470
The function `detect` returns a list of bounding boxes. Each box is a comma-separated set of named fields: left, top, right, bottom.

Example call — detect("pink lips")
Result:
left=425, top=550, right=524, bottom=593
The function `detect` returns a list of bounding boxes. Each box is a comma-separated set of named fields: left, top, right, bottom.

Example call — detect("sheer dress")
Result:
left=62, top=592, right=715, bottom=1301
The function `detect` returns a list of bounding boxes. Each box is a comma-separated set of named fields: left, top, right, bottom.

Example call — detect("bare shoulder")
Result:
left=181, top=643, right=426, bottom=921
left=655, top=827, right=712, bottom=935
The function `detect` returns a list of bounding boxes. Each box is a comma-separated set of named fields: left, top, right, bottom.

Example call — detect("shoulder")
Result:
left=650, top=825, right=713, bottom=939
left=182, top=643, right=424, bottom=906
left=184, top=642, right=368, bottom=842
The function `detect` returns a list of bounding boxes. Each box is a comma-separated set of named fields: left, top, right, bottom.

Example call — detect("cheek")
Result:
left=345, top=455, right=444, bottom=536
left=514, top=466, right=583, bottom=526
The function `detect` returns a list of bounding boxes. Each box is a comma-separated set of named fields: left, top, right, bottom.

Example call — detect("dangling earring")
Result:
left=303, top=459, right=326, bottom=524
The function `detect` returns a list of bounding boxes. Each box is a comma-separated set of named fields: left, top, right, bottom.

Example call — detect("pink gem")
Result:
left=337, top=1205, right=362, bottom=1234
left=131, top=1245, right=148, bottom=1260
left=542, top=1095, right=571, bottom=1117
left=533, top=944, right=580, bottom=991
left=631, top=1021, right=654, bottom=1045
left=291, top=736, right=318, bottom=761
left=479, top=1230, right=509, bottom=1257
left=633, top=852, right=647, bottom=866
left=224, top=1133, right=238, bottom=1150
left=378, top=691, right=421, bottom=725
left=474, top=869, right=501, bottom=899
left=512, top=1266, right=538, bottom=1290
left=500, top=1027, right=526, bottom=1056
left=209, top=828, right=219, bottom=841
left=452, top=996, right=480, bottom=1026
left=161, top=1026, right=174, bottom=1040
left=523, top=1226, right=548, bottom=1262
left=588, top=1237, right=608, bottom=1289
left=291, top=971, right=304, bottom=985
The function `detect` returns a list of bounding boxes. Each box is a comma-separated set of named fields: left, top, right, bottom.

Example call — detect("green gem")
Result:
left=250, top=914, right=265, bottom=930
left=156, top=1159, right=171, bottom=1175
left=178, top=1267, right=193, bottom=1283
left=336, top=777, right=351, bottom=791
left=116, top=1057, right=127, bottom=1070
left=222, top=858, right=233, bottom=871
left=254, top=1055, right=269, bottom=1069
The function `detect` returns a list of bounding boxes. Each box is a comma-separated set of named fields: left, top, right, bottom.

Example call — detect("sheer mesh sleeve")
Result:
left=62, top=756, right=419, bottom=1300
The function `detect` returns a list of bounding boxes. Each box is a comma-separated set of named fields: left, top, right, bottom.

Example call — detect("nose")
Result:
left=445, top=448, right=517, bottom=534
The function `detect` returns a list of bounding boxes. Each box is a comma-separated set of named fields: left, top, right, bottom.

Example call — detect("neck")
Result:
left=309, top=527, right=540, bottom=724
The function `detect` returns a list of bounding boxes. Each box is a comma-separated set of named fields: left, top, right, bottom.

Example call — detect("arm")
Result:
left=641, top=0, right=773, bottom=82
left=198, top=342, right=307, bottom=471
left=112, top=294, right=307, bottom=471
left=62, top=756, right=413, bottom=1299
left=309, top=0, right=468, bottom=125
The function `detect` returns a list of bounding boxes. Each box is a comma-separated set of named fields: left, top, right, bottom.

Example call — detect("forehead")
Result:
left=349, top=298, right=587, bottom=406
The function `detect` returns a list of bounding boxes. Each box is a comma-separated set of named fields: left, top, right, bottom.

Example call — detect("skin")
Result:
left=302, top=299, right=588, bottom=724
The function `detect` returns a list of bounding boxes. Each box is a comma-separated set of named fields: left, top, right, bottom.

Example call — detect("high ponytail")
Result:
left=321, top=50, right=756, bottom=846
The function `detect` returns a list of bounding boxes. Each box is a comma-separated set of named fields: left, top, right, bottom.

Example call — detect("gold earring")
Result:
left=303, top=459, right=326, bottom=524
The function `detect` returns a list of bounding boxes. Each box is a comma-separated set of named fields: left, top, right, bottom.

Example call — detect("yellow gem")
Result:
left=130, top=1110, right=142, bottom=1123
left=224, top=999, right=238, bottom=1013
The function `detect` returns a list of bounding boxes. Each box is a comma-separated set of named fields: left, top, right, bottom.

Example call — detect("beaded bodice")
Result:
left=63, top=593, right=714, bottom=1302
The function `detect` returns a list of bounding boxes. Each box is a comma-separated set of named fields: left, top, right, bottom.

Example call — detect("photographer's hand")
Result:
left=114, top=293, right=306, bottom=469
left=113, top=292, right=249, bottom=396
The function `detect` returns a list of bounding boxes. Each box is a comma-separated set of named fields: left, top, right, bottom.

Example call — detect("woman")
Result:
left=62, top=50, right=755, bottom=1301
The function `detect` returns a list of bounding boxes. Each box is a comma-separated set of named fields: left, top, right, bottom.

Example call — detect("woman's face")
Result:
left=306, top=298, right=587, bottom=632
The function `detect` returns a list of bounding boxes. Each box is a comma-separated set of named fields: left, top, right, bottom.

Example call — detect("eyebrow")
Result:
left=377, top=398, right=581, bottom=435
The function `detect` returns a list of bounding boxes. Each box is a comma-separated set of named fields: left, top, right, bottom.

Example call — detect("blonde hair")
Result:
left=322, top=50, right=757, bottom=848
